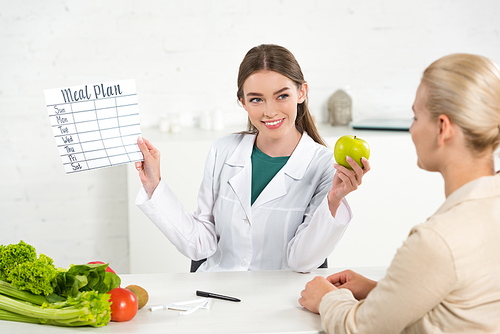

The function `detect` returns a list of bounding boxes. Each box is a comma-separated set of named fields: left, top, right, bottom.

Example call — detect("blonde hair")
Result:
left=422, top=53, right=500, bottom=154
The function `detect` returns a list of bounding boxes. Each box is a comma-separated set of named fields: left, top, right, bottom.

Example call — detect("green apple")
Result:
left=334, top=135, right=370, bottom=170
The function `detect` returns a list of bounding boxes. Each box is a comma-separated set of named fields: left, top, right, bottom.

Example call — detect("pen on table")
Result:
left=196, top=290, right=241, bottom=302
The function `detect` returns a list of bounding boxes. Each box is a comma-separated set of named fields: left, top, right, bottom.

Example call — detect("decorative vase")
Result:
left=328, top=89, right=352, bottom=126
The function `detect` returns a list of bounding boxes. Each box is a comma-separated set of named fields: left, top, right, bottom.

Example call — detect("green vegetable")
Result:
left=0, top=241, right=57, bottom=296
left=0, top=240, right=121, bottom=327
left=0, top=241, right=36, bottom=280
left=9, top=254, right=58, bottom=296
left=53, top=263, right=121, bottom=299
left=0, top=241, right=120, bottom=299
left=0, top=280, right=48, bottom=305
left=0, top=288, right=111, bottom=327
left=0, top=309, right=41, bottom=325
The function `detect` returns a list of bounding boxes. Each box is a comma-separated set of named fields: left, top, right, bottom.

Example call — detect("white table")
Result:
left=0, top=267, right=386, bottom=334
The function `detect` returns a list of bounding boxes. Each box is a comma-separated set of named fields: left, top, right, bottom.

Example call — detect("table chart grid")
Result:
left=94, top=99, right=112, bottom=168
left=67, top=102, right=90, bottom=170
left=114, top=99, right=133, bottom=164
left=45, top=79, right=143, bottom=174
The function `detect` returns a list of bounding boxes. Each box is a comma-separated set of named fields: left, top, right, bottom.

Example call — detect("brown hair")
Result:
left=237, top=44, right=326, bottom=146
left=422, top=53, right=500, bottom=154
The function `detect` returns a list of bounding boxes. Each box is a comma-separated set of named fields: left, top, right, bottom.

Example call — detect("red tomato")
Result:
left=88, top=261, right=117, bottom=274
left=109, top=288, right=138, bottom=322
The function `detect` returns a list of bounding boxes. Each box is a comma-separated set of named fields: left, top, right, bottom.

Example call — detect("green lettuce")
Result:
left=0, top=241, right=57, bottom=296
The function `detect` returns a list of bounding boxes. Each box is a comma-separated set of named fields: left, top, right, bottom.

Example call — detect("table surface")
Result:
left=0, top=267, right=386, bottom=334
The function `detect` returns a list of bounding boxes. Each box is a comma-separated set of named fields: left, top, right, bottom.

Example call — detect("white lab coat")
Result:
left=136, top=132, right=352, bottom=273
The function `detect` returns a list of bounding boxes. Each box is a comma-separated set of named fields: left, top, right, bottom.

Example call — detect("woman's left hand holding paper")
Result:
left=136, top=136, right=162, bottom=198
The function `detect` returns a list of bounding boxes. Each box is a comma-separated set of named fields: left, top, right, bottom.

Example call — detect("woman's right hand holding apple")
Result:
left=135, top=136, right=162, bottom=198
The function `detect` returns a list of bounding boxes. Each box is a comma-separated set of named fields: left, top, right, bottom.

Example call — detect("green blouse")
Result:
left=251, top=145, right=290, bottom=205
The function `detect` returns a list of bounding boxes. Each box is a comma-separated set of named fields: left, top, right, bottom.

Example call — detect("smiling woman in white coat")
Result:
left=134, top=44, right=370, bottom=273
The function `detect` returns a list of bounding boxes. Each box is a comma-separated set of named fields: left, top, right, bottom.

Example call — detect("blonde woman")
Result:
left=299, top=53, right=500, bottom=333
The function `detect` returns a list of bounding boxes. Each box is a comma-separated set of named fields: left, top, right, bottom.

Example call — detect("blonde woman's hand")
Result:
left=327, top=157, right=370, bottom=216
left=326, top=269, right=377, bottom=301
left=135, top=136, right=161, bottom=198
left=299, top=276, right=337, bottom=314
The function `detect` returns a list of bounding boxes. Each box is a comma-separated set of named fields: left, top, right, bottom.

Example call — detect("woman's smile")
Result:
left=262, top=118, right=285, bottom=128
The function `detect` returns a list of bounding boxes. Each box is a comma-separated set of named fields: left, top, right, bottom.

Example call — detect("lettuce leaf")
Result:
left=52, top=263, right=120, bottom=299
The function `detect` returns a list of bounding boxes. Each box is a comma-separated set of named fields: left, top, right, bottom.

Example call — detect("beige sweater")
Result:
left=319, top=174, right=500, bottom=334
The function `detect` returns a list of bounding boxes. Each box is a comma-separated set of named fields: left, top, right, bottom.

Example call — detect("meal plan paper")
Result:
left=45, top=79, right=143, bottom=174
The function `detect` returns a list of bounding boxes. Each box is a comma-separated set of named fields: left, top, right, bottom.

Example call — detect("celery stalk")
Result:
left=0, top=294, right=83, bottom=320
left=0, top=309, right=99, bottom=327
left=0, top=309, right=42, bottom=324
left=0, top=290, right=111, bottom=327
left=0, top=280, right=47, bottom=305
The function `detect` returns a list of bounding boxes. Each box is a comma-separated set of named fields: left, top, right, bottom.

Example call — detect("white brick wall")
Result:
left=1, top=0, right=499, bottom=274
